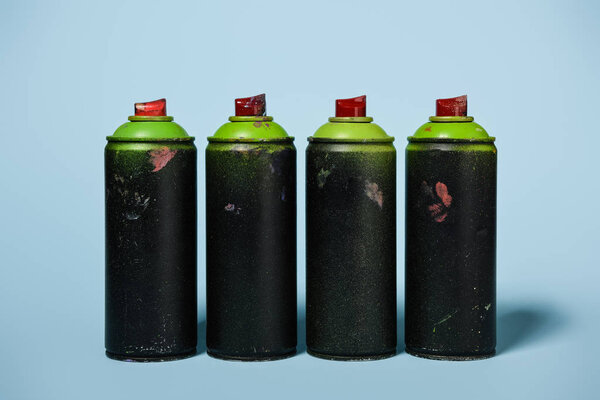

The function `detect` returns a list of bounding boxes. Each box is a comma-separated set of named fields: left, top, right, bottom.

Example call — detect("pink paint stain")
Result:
left=149, top=147, right=177, bottom=172
left=364, top=181, right=383, bottom=209
left=224, top=203, right=241, bottom=215
left=435, top=182, right=452, bottom=207
left=252, top=121, right=270, bottom=128
left=425, top=181, right=452, bottom=222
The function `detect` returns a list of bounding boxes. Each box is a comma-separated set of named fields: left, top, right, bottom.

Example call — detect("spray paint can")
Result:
left=206, top=94, right=296, bottom=360
left=105, top=99, right=197, bottom=361
left=405, top=95, right=497, bottom=360
left=306, top=96, right=396, bottom=360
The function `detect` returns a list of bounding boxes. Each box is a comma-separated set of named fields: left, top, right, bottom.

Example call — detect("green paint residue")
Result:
left=317, top=168, right=331, bottom=188
left=210, top=117, right=290, bottom=141
left=433, top=309, right=459, bottom=330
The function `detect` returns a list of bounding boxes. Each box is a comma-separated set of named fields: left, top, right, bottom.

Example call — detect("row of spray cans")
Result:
left=105, top=94, right=497, bottom=362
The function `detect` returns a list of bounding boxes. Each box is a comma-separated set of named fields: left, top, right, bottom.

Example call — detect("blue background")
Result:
left=1, top=0, right=598, bottom=398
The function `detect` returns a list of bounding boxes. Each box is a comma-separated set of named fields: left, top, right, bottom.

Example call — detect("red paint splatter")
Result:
left=423, top=181, right=452, bottom=222
left=428, top=203, right=441, bottom=214
left=428, top=204, right=448, bottom=222
left=224, top=203, right=241, bottom=215
left=436, top=182, right=452, bottom=207
left=252, top=121, right=270, bottom=128
left=148, top=147, right=177, bottom=172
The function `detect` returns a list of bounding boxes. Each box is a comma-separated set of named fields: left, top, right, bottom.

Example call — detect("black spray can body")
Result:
left=306, top=97, right=396, bottom=360
left=105, top=100, right=197, bottom=361
left=405, top=97, right=497, bottom=360
left=206, top=98, right=296, bottom=361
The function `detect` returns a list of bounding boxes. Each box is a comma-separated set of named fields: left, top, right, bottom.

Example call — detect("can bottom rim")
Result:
left=307, top=348, right=396, bottom=361
left=207, top=348, right=296, bottom=362
left=105, top=348, right=197, bottom=362
left=406, top=347, right=495, bottom=361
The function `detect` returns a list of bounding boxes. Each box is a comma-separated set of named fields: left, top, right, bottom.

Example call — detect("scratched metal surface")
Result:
left=0, top=0, right=598, bottom=399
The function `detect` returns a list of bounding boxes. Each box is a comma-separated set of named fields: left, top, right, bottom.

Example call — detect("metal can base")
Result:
left=207, top=348, right=296, bottom=362
left=105, top=348, right=197, bottom=362
left=307, top=348, right=396, bottom=361
left=406, top=347, right=495, bottom=361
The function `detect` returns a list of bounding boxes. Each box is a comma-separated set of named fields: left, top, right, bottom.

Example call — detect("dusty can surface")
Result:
left=206, top=94, right=297, bottom=360
left=105, top=99, right=197, bottom=362
left=306, top=96, right=396, bottom=360
left=405, top=95, right=497, bottom=360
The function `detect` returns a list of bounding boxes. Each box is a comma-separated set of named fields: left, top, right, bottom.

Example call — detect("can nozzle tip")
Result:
left=135, top=98, right=167, bottom=116
left=436, top=95, right=467, bottom=117
left=335, top=95, right=366, bottom=117
left=235, top=94, right=266, bottom=116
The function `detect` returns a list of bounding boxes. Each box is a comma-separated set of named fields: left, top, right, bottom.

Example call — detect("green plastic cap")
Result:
left=209, top=116, right=291, bottom=142
left=310, top=117, right=393, bottom=142
left=409, top=116, right=494, bottom=142
left=107, top=99, right=193, bottom=142
left=108, top=116, right=193, bottom=142
left=310, top=96, right=393, bottom=142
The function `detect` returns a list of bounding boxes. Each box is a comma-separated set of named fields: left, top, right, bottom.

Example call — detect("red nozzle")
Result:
left=335, top=95, right=366, bottom=117
left=134, top=98, right=166, bottom=116
left=436, top=95, right=467, bottom=117
left=235, top=94, right=266, bottom=116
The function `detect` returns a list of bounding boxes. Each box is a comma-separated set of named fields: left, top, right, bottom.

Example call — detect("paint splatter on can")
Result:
left=105, top=99, right=197, bottom=361
left=405, top=95, right=497, bottom=360
left=306, top=96, right=397, bottom=360
left=206, top=94, right=297, bottom=360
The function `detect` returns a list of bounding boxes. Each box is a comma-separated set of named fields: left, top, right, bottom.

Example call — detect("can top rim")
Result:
left=128, top=116, right=174, bottom=122
left=207, top=137, right=295, bottom=143
left=107, top=136, right=195, bottom=142
left=328, top=116, right=374, bottom=123
left=429, top=116, right=474, bottom=123
left=228, top=116, right=274, bottom=122
left=308, top=137, right=395, bottom=143
left=407, top=137, right=496, bottom=143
